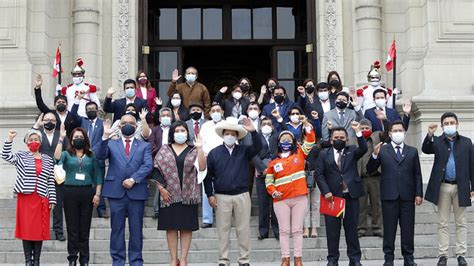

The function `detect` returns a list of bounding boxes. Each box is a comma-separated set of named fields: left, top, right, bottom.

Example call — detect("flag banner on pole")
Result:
left=385, top=40, right=396, bottom=72
left=52, top=46, right=62, bottom=78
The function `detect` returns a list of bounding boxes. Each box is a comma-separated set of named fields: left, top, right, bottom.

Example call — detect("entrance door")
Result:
left=147, top=47, right=182, bottom=102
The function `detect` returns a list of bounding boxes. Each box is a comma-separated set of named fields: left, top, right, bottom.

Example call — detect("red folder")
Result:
left=320, top=194, right=346, bottom=218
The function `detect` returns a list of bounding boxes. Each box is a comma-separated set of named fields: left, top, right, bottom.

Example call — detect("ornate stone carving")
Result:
left=0, top=0, right=19, bottom=48
left=325, top=0, right=337, bottom=72
left=118, top=0, right=130, bottom=89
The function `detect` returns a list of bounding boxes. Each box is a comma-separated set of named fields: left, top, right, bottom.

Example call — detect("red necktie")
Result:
left=125, top=139, right=131, bottom=157
left=194, top=121, right=200, bottom=136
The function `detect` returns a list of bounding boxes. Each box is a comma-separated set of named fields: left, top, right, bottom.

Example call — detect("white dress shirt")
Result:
left=161, top=126, right=170, bottom=145
left=321, top=100, right=331, bottom=113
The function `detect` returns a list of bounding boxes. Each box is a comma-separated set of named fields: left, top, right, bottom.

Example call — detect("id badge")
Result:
left=274, top=163, right=284, bottom=173
left=75, top=173, right=86, bottom=181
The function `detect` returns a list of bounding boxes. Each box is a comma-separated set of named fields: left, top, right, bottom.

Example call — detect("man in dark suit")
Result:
left=422, top=112, right=473, bottom=266
left=214, top=84, right=251, bottom=119
left=96, top=114, right=153, bottom=266
left=367, top=120, right=423, bottom=266
left=316, top=122, right=367, bottom=266
left=103, top=79, right=150, bottom=123
left=364, top=89, right=411, bottom=132
left=185, top=102, right=206, bottom=142
left=297, top=81, right=335, bottom=123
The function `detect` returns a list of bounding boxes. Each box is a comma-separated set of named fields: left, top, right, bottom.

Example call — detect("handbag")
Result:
left=306, top=170, right=316, bottom=188
left=54, top=164, right=66, bottom=185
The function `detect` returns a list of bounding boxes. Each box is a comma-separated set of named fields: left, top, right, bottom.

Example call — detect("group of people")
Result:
left=1, top=58, right=473, bottom=266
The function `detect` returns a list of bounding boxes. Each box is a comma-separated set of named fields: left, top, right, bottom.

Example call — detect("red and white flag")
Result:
left=385, top=40, right=396, bottom=72
left=52, top=45, right=62, bottom=78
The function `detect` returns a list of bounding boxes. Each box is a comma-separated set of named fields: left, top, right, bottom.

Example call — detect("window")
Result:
left=232, top=9, right=251, bottom=40
left=159, top=8, right=177, bottom=40
left=277, top=7, right=295, bottom=39
left=253, top=8, right=272, bottom=39
left=203, top=8, right=223, bottom=39
left=182, top=8, right=201, bottom=40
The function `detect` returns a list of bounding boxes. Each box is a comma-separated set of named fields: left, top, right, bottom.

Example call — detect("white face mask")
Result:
left=443, top=125, right=457, bottom=137
left=72, top=77, right=83, bottom=85
left=290, top=114, right=300, bottom=124
left=160, top=116, right=171, bottom=127
left=248, top=110, right=259, bottom=120
left=223, top=135, right=237, bottom=146
left=375, top=99, right=386, bottom=109
left=318, top=91, right=329, bottom=101
left=185, top=74, right=196, bottom=83
left=233, top=92, right=242, bottom=100
left=174, top=132, right=188, bottom=144
left=370, top=79, right=380, bottom=87
left=210, top=112, right=222, bottom=122
left=171, top=99, right=181, bottom=107
left=391, top=132, right=405, bottom=145
left=261, top=125, right=272, bottom=135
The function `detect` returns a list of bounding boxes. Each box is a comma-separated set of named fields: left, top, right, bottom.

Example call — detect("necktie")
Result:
left=88, top=120, right=94, bottom=137
left=336, top=151, right=342, bottom=170
left=125, top=139, right=131, bottom=157
left=396, top=146, right=402, bottom=161
left=194, top=121, right=200, bottom=137
left=339, top=111, right=345, bottom=122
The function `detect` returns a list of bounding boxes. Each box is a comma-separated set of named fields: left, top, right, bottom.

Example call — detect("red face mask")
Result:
left=362, top=129, right=372, bottom=139
left=27, top=141, right=41, bottom=153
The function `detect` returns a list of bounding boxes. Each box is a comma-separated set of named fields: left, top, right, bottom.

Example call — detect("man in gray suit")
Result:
left=322, top=91, right=363, bottom=141
left=186, top=102, right=206, bottom=142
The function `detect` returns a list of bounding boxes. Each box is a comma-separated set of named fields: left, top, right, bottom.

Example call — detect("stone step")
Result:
left=1, top=246, right=473, bottom=264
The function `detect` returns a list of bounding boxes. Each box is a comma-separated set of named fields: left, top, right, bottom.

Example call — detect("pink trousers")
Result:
left=273, top=195, right=308, bottom=258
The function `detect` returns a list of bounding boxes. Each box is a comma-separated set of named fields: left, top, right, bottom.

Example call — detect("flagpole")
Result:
left=392, top=39, right=397, bottom=108
left=56, top=43, right=62, bottom=96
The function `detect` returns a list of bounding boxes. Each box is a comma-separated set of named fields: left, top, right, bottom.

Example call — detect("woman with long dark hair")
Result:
left=327, top=71, right=343, bottom=101
left=135, top=70, right=157, bottom=115
left=54, top=126, right=103, bottom=266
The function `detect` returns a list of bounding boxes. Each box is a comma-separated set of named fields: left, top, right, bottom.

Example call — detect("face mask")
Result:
left=318, top=91, right=329, bottom=101
left=43, top=122, right=56, bottom=131
left=336, top=101, right=347, bottom=109
left=174, top=132, right=188, bottom=144
left=138, top=78, right=147, bottom=85
left=185, top=74, right=196, bottom=83
left=210, top=112, right=222, bottom=122
left=121, top=124, right=136, bottom=137
left=375, top=99, right=386, bottom=109
left=443, top=125, right=457, bottom=137
left=261, top=125, right=272, bottom=135
left=190, top=111, right=202, bottom=121
left=86, top=111, right=97, bottom=120
left=279, top=140, right=294, bottom=152
left=56, top=103, right=67, bottom=112
left=268, top=85, right=276, bottom=92
left=72, top=138, right=85, bottom=150
left=27, top=141, right=41, bottom=153
left=72, top=76, right=83, bottom=85
left=290, top=115, right=300, bottom=124
left=391, top=132, right=405, bottom=145
left=332, top=139, right=346, bottom=151
left=362, top=129, right=372, bottom=139
left=329, top=80, right=340, bottom=87
left=240, top=84, right=249, bottom=92
left=125, top=88, right=136, bottom=98
left=274, top=95, right=285, bottom=104
left=233, top=92, right=242, bottom=100
left=223, top=135, right=237, bottom=146
left=370, top=80, right=380, bottom=87
left=305, top=86, right=315, bottom=94
left=248, top=110, right=259, bottom=120
left=171, top=99, right=181, bottom=107
left=160, top=116, right=171, bottom=127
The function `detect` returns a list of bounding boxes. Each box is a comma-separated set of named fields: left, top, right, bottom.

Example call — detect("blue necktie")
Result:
left=396, top=146, right=402, bottom=161
left=88, top=120, right=94, bottom=138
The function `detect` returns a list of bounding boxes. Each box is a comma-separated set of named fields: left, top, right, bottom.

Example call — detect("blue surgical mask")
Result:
left=121, top=124, right=136, bottom=137
left=443, top=125, right=457, bottom=137
left=185, top=74, right=196, bottom=83
left=279, top=140, right=294, bottom=152
left=174, top=132, right=188, bottom=144
left=125, top=88, right=136, bottom=98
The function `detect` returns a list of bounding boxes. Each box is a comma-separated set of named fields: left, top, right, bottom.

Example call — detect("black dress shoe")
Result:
left=68, top=261, right=76, bottom=266
left=55, top=233, right=66, bottom=241
left=404, top=262, right=417, bottom=266
left=327, top=262, right=338, bottom=266
left=437, top=256, right=447, bottom=266
left=257, top=234, right=268, bottom=240
left=239, top=264, right=250, bottom=266
left=218, top=264, right=226, bottom=266
left=275, top=234, right=280, bottom=240
left=458, top=256, right=468, bottom=266
left=383, top=261, right=394, bottom=266
left=349, top=262, right=362, bottom=266
left=201, top=223, right=213, bottom=228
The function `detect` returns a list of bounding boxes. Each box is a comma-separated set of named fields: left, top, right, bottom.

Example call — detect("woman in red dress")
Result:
left=1, top=129, right=56, bottom=266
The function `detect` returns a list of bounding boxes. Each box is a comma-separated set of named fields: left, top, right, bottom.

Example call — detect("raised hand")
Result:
left=103, top=119, right=114, bottom=139
left=172, top=69, right=181, bottom=82
left=76, top=90, right=86, bottom=100
left=34, top=74, right=43, bottom=89
left=427, top=123, right=438, bottom=136
left=351, top=121, right=361, bottom=133
left=375, top=109, right=386, bottom=120
left=327, top=120, right=333, bottom=130
left=403, top=100, right=412, bottom=115
left=219, top=86, right=228, bottom=94
left=260, top=85, right=267, bottom=95
left=271, top=108, right=281, bottom=119
left=242, top=117, right=256, bottom=132
left=106, top=87, right=116, bottom=98
left=139, top=108, right=148, bottom=121
left=194, top=134, right=203, bottom=149
left=373, top=142, right=382, bottom=156
left=350, top=93, right=359, bottom=106
left=7, top=129, right=17, bottom=142
left=154, top=97, right=162, bottom=106
left=59, top=124, right=67, bottom=140
left=297, top=86, right=305, bottom=95
left=34, top=113, right=44, bottom=129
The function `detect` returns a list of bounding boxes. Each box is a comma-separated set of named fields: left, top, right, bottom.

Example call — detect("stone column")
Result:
left=72, top=0, right=100, bottom=83
left=354, top=0, right=382, bottom=84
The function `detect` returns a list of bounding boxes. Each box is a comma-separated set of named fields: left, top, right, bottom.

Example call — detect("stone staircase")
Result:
left=0, top=188, right=473, bottom=264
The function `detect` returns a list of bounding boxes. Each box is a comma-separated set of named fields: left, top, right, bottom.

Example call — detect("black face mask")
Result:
left=336, top=101, right=347, bottom=109
left=240, top=84, right=250, bottom=92
left=86, top=111, right=97, bottom=120
left=56, top=104, right=67, bottom=112
left=72, top=138, right=85, bottom=150
left=190, top=111, right=202, bottom=120
left=329, top=80, right=340, bottom=87
left=274, top=95, right=285, bottom=104
left=332, top=139, right=346, bottom=151
left=43, top=122, right=56, bottom=131
left=305, top=86, right=315, bottom=94
left=121, top=124, right=136, bottom=137
left=268, top=85, right=276, bottom=93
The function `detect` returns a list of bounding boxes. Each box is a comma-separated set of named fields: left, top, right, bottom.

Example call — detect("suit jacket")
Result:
left=39, top=130, right=68, bottom=159
left=364, top=107, right=410, bottom=132
left=422, top=133, right=474, bottom=207
left=214, top=91, right=251, bottom=118
left=322, top=107, right=363, bottom=141
left=367, top=143, right=423, bottom=201
left=186, top=118, right=206, bottom=142
left=96, top=138, right=153, bottom=200
left=316, top=136, right=368, bottom=199
left=135, top=87, right=157, bottom=113
left=103, top=96, right=150, bottom=123
left=297, top=94, right=335, bottom=123
left=70, top=103, right=104, bottom=151
left=34, top=87, right=80, bottom=137
left=148, top=125, right=165, bottom=158
left=261, top=99, right=296, bottom=132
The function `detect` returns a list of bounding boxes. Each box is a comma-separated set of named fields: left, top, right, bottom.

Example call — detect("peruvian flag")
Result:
left=52, top=45, right=62, bottom=78
left=385, top=40, right=396, bottom=72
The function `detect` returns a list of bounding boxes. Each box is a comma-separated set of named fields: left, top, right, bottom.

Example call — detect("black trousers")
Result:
left=63, top=185, right=94, bottom=263
left=255, top=176, right=279, bottom=237
left=325, top=194, right=361, bottom=264
left=52, top=183, right=64, bottom=235
left=382, top=199, right=415, bottom=263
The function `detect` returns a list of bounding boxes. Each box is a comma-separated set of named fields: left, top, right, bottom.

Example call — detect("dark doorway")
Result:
left=182, top=46, right=271, bottom=97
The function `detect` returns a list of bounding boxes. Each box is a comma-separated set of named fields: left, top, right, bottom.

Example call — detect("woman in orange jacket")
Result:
left=265, top=117, right=316, bottom=266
